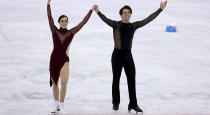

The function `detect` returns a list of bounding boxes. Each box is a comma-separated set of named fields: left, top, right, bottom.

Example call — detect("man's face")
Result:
left=121, top=9, right=131, bottom=21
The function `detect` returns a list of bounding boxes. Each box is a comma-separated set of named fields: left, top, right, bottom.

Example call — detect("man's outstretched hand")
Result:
left=47, top=0, right=51, bottom=5
left=93, top=5, right=99, bottom=13
left=160, top=0, right=167, bottom=10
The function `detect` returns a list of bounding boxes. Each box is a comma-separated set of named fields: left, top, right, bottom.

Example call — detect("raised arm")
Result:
left=71, top=8, right=93, bottom=35
left=133, top=0, right=167, bottom=29
left=94, top=5, right=117, bottom=28
left=47, top=0, right=57, bottom=33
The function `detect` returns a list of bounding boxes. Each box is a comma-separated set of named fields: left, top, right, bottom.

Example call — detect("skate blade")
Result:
left=51, top=112, right=59, bottom=115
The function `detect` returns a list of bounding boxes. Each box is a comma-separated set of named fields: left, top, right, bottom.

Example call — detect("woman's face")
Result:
left=59, top=17, right=69, bottom=29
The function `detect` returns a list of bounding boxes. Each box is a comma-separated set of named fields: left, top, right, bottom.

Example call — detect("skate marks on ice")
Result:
left=0, top=25, right=11, bottom=41
left=49, top=112, right=210, bottom=115
left=70, top=61, right=112, bottom=78
left=147, top=91, right=210, bottom=100
left=69, top=61, right=159, bottom=86
left=49, top=112, right=143, bottom=115
left=0, top=66, right=50, bottom=101
left=0, top=63, right=17, bottom=83
left=19, top=68, right=50, bottom=100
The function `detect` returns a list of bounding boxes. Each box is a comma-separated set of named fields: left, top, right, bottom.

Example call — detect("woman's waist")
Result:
left=51, top=51, right=69, bottom=59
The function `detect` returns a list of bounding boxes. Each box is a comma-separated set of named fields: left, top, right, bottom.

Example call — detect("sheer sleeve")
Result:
left=47, top=4, right=57, bottom=33
left=71, top=10, right=93, bottom=35
left=133, top=8, right=162, bottom=30
left=97, top=11, right=118, bottom=28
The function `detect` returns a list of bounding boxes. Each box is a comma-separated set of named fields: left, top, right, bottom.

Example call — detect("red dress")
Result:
left=47, top=4, right=92, bottom=86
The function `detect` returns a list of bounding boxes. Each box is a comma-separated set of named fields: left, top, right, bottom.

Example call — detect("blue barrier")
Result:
left=166, top=26, right=176, bottom=32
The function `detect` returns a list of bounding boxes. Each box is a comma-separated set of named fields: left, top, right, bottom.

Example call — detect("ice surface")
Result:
left=0, top=0, right=210, bottom=114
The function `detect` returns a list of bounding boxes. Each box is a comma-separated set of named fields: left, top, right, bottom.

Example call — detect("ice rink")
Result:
left=0, top=0, right=210, bottom=114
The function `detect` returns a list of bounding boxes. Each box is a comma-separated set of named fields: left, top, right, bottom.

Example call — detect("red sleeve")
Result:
left=47, top=4, right=57, bottom=33
left=71, top=10, right=93, bottom=35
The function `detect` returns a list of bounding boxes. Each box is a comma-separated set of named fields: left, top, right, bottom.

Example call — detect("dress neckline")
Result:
left=59, top=27, right=68, bottom=32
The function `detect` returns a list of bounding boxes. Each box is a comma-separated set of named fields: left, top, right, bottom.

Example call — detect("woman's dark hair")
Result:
left=58, top=15, right=68, bottom=22
left=119, top=5, right=132, bottom=15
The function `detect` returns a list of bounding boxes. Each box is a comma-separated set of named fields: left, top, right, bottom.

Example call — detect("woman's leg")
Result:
left=59, top=62, right=69, bottom=102
left=51, top=76, right=59, bottom=101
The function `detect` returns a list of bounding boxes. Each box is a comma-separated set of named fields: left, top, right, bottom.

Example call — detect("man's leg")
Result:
left=111, top=51, right=123, bottom=106
left=124, top=54, right=137, bottom=107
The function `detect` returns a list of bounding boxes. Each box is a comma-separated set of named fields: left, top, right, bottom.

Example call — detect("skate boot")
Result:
left=128, top=105, right=143, bottom=114
left=59, top=102, right=66, bottom=115
left=51, top=100, right=60, bottom=114
left=113, top=104, right=119, bottom=111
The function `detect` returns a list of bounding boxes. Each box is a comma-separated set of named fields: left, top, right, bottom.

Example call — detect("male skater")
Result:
left=93, top=1, right=167, bottom=113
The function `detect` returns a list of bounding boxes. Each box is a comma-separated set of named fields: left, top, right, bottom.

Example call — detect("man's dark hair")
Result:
left=119, top=5, right=132, bottom=15
left=58, top=15, right=68, bottom=22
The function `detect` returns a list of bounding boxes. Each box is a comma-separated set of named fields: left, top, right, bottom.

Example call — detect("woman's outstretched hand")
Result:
left=160, top=0, right=167, bottom=10
left=93, top=5, right=99, bottom=13
left=91, top=5, right=95, bottom=11
left=47, top=0, right=51, bottom=5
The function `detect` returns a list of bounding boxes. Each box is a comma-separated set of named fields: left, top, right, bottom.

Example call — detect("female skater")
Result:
left=47, top=0, right=93, bottom=114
